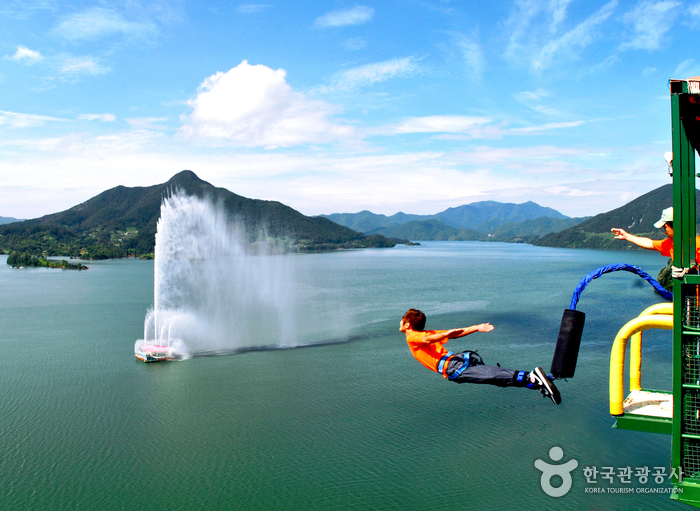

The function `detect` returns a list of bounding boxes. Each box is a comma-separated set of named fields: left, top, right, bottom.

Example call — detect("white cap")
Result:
left=654, top=207, right=673, bottom=228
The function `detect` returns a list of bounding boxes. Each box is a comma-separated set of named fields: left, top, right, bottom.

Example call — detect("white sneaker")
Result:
left=531, top=367, right=561, bottom=405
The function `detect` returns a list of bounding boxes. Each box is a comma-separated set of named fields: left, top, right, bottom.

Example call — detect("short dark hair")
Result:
left=666, top=221, right=673, bottom=229
left=402, top=309, right=426, bottom=331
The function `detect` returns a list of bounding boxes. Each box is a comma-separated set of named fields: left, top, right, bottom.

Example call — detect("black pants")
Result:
left=445, top=352, right=527, bottom=388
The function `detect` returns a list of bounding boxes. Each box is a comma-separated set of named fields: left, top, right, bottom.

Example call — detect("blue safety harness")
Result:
left=438, top=351, right=483, bottom=380
left=437, top=351, right=454, bottom=375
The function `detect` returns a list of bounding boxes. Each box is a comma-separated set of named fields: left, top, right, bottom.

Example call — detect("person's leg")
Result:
left=445, top=353, right=525, bottom=387
left=446, top=353, right=562, bottom=404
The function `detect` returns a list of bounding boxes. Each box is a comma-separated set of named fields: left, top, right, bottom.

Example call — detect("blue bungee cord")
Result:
left=569, top=263, right=672, bottom=311
left=550, top=263, right=671, bottom=380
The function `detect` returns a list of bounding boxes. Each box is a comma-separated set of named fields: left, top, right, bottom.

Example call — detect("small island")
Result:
left=7, top=251, right=88, bottom=270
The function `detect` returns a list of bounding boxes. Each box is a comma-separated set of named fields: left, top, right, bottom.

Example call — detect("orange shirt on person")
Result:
left=651, top=237, right=700, bottom=261
left=405, top=330, right=449, bottom=373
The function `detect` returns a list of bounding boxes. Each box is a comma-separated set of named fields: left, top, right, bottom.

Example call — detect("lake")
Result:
left=0, top=242, right=679, bottom=510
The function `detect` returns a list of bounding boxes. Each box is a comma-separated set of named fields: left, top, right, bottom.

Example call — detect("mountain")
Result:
left=365, top=215, right=588, bottom=242
left=322, top=200, right=569, bottom=234
left=0, top=171, right=400, bottom=259
left=0, top=216, right=23, bottom=225
left=489, top=216, right=591, bottom=242
left=436, top=201, right=568, bottom=231
left=321, top=210, right=424, bottom=233
left=533, top=184, right=698, bottom=249
left=368, top=219, right=486, bottom=241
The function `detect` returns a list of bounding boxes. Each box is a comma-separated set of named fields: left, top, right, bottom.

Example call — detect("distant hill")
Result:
left=490, top=216, right=591, bottom=242
left=0, top=216, right=23, bottom=225
left=322, top=200, right=569, bottom=234
left=365, top=215, right=588, bottom=242
left=321, top=210, right=423, bottom=233
left=534, top=184, right=698, bottom=249
left=0, top=171, right=401, bottom=259
left=437, top=201, right=568, bottom=232
left=368, top=219, right=486, bottom=241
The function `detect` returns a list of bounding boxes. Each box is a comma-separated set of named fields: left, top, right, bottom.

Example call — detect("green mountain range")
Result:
left=0, top=171, right=401, bottom=259
left=533, top=184, right=697, bottom=249
left=365, top=216, right=590, bottom=242
left=0, top=216, right=23, bottom=225
left=322, top=200, right=568, bottom=233
left=322, top=201, right=588, bottom=242
left=368, top=219, right=485, bottom=241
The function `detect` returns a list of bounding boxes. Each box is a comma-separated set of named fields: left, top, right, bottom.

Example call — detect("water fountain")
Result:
left=135, top=192, right=296, bottom=359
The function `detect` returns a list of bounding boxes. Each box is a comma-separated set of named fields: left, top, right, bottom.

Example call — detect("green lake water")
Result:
left=0, top=243, right=681, bottom=510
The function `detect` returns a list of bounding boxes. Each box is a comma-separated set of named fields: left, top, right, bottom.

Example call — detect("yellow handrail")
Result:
left=630, top=303, right=673, bottom=391
left=610, top=312, right=673, bottom=416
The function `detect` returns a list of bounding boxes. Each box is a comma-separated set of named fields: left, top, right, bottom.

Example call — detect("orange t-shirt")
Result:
left=652, top=237, right=700, bottom=261
left=405, top=330, right=449, bottom=373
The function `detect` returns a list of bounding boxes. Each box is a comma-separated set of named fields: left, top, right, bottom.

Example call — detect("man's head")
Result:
left=663, top=221, right=674, bottom=238
left=653, top=207, right=674, bottom=239
left=654, top=207, right=673, bottom=229
left=401, top=309, right=426, bottom=332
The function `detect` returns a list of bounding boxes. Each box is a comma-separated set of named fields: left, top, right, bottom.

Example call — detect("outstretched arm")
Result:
left=420, top=323, right=494, bottom=344
left=611, top=228, right=655, bottom=250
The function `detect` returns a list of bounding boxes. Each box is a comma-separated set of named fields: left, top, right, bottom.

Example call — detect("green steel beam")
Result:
left=671, top=78, right=700, bottom=506
left=613, top=414, right=672, bottom=435
left=672, top=484, right=700, bottom=506
left=671, top=89, right=684, bottom=488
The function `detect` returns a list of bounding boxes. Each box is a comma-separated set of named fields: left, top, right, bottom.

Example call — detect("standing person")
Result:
left=612, top=207, right=700, bottom=261
left=400, top=309, right=561, bottom=405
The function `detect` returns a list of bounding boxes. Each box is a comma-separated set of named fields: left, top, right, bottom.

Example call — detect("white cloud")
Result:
left=5, top=46, right=43, bottom=63
left=236, top=4, right=269, bottom=14
left=315, top=6, right=374, bottom=28
left=0, top=0, right=54, bottom=19
left=505, top=0, right=568, bottom=62
left=0, top=111, right=67, bottom=128
left=78, top=114, right=116, bottom=122
left=510, top=121, right=584, bottom=133
left=589, top=54, right=621, bottom=74
left=329, top=57, right=419, bottom=90
left=59, top=56, right=111, bottom=77
left=684, top=4, right=700, bottom=28
left=433, top=123, right=508, bottom=141
left=620, top=0, right=680, bottom=51
left=548, top=0, right=575, bottom=34
left=673, top=59, right=700, bottom=79
left=52, top=7, right=158, bottom=42
left=179, top=60, right=355, bottom=147
left=514, top=89, right=560, bottom=116
left=342, top=37, right=367, bottom=51
left=534, top=1, right=616, bottom=70
left=126, top=117, right=169, bottom=129
left=374, top=115, right=493, bottom=135
left=456, top=145, right=586, bottom=167
left=0, top=127, right=670, bottom=219
left=690, top=3, right=700, bottom=19
left=450, top=32, right=483, bottom=79
left=505, top=0, right=617, bottom=71
left=515, top=89, right=550, bottom=102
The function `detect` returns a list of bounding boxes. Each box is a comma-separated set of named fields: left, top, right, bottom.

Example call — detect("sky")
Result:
left=1, top=0, right=699, bottom=220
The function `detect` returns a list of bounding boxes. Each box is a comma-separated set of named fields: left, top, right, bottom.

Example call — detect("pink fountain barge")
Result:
left=135, top=345, right=175, bottom=363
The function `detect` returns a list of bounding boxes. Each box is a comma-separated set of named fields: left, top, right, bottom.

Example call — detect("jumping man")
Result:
left=400, top=309, right=561, bottom=405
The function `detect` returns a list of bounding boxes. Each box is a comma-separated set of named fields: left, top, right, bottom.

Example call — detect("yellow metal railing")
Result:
left=609, top=303, right=673, bottom=416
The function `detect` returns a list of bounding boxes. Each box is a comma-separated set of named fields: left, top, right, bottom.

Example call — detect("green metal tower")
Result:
left=670, top=76, right=700, bottom=506
left=606, top=77, right=700, bottom=505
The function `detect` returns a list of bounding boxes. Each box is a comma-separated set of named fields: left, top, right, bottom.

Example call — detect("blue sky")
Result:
left=1, top=0, right=699, bottom=220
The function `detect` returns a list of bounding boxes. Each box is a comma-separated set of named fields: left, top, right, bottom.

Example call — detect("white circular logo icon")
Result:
left=534, top=446, right=579, bottom=497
